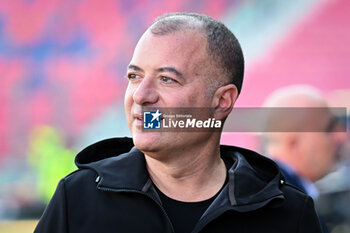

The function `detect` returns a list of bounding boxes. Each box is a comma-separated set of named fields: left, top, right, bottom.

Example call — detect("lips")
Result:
left=132, top=114, right=144, bottom=127
left=133, top=113, right=143, bottom=121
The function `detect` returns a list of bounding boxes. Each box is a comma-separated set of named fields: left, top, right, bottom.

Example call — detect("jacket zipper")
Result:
left=191, top=206, right=233, bottom=233
left=192, top=193, right=286, bottom=233
left=97, top=187, right=175, bottom=233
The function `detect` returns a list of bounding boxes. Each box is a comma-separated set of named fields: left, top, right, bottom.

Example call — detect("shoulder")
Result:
left=60, top=168, right=98, bottom=191
left=281, top=183, right=309, bottom=202
left=281, top=184, right=322, bottom=232
left=279, top=183, right=316, bottom=216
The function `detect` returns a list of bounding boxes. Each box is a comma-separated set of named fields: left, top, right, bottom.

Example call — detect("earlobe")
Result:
left=213, top=84, right=238, bottom=120
left=285, top=133, right=299, bottom=152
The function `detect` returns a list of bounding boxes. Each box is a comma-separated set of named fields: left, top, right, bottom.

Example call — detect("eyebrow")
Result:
left=127, top=64, right=143, bottom=72
left=127, top=64, right=184, bottom=80
left=157, top=67, right=184, bottom=80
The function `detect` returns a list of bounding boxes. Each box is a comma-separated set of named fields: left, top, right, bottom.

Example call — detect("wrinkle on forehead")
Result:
left=136, top=30, right=212, bottom=74
left=132, top=29, right=222, bottom=97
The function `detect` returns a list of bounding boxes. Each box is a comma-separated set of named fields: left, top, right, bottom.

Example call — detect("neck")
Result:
left=145, top=139, right=226, bottom=202
left=271, top=150, right=315, bottom=181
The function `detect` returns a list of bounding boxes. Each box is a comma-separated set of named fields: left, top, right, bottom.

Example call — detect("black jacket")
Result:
left=35, top=137, right=322, bottom=233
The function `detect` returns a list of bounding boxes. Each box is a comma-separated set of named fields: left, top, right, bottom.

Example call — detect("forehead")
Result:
left=130, top=30, right=211, bottom=73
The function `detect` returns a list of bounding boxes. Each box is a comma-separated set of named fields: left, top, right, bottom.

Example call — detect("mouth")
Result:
left=133, top=113, right=143, bottom=121
left=133, top=114, right=143, bottom=126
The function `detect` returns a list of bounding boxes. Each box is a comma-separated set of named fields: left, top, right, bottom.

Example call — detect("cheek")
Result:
left=186, top=87, right=210, bottom=106
left=314, top=136, right=335, bottom=165
left=124, top=86, right=134, bottom=121
left=124, top=86, right=133, bottom=107
left=319, top=135, right=335, bottom=153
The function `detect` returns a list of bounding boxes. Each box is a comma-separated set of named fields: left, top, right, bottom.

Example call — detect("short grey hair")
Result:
left=149, top=12, right=244, bottom=95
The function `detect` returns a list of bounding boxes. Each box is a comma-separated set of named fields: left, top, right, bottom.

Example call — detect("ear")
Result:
left=285, top=133, right=299, bottom=151
left=212, top=84, right=239, bottom=120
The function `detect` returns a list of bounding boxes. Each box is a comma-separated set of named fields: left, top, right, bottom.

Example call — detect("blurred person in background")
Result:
left=315, top=89, right=350, bottom=233
left=262, top=85, right=347, bottom=233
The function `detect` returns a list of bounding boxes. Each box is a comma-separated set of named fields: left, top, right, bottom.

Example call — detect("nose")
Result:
left=331, top=120, right=348, bottom=144
left=133, top=76, right=159, bottom=105
left=330, top=130, right=348, bottom=160
left=332, top=131, right=347, bottom=146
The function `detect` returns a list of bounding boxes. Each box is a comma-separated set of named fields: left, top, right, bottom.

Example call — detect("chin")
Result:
left=132, top=132, right=162, bottom=153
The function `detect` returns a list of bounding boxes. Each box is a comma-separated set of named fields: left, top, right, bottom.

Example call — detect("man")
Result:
left=35, top=13, right=322, bottom=233
left=263, top=85, right=346, bottom=198
left=262, top=85, right=347, bottom=233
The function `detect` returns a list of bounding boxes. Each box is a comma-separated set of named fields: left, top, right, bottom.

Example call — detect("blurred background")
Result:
left=0, top=0, right=349, bottom=232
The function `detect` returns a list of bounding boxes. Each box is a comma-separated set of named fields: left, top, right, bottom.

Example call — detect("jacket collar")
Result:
left=222, top=145, right=285, bottom=211
left=75, top=137, right=285, bottom=212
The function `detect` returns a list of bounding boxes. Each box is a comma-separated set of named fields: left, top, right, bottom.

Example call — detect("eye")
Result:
left=127, top=73, right=139, bottom=81
left=160, top=76, right=177, bottom=84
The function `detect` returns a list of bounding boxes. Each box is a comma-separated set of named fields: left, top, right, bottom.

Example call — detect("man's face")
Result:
left=124, top=30, right=217, bottom=155
left=299, top=125, right=346, bottom=181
